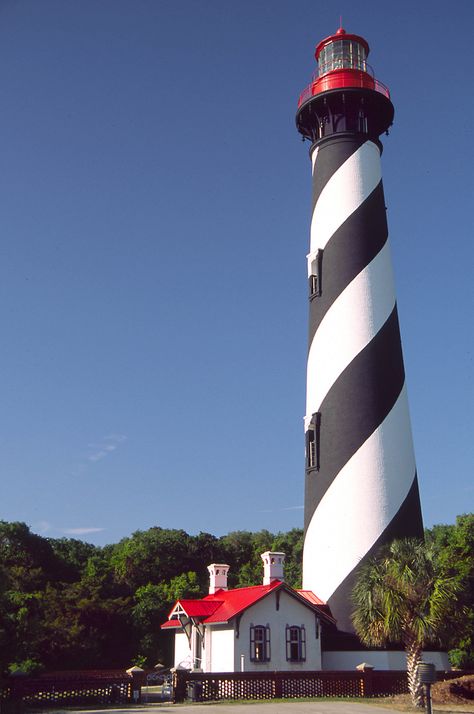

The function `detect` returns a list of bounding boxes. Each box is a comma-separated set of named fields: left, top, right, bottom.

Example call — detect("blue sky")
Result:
left=0, top=0, right=472, bottom=546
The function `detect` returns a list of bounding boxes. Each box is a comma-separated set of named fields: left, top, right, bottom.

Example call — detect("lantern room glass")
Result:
left=318, top=40, right=367, bottom=76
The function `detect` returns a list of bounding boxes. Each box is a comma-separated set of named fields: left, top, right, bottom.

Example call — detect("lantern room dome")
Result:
left=315, top=28, right=370, bottom=77
left=315, top=28, right=369, bottom=62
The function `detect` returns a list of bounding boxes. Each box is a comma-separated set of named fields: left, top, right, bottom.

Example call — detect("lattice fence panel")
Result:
left=241, top=676, right=274, bottom=700
left=3, top=677, right=131, bottom=708
left=174, top=669, right=474, bottom=703
left=281, top=673, right=363, bottom=698
left=190, top=675, right=276, bottom=701
left=281, top=674, right=321, bottom=698
left=372, top=671, right=408, bottom=696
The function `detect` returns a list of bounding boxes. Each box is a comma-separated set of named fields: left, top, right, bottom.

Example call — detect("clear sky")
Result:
left=0, top=0, right=472, bottom=546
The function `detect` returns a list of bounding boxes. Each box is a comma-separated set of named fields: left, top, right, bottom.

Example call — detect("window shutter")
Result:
left=313, top=412, right=321, bottom=471
left=305, top=428, right=313, bottom=469
left=301, top=625, right=306, bottom=661
left=250, top=625, right=255, bottom=661
left=285, top=625, right=291, bottom=661
left=265, top=625, right=271, bottom=662
left=316, top=249, right=323, bottom=295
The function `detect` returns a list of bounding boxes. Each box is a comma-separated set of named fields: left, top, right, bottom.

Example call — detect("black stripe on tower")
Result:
left=304, top=305, right=406, bottom=531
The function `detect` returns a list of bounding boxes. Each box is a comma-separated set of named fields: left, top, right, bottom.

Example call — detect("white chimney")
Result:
left=207, top=563, right=230, bottom=594
left=261, top=551, right=285, bottom=585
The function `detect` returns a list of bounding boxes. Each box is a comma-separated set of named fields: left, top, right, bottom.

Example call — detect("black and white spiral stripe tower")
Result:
left=296, top=28, right=423, bottom=632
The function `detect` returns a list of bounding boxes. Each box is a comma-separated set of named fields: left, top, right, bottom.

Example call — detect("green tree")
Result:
left=0, top=521, right=59, bottom=591
left=36, top=579, right=133, bottom=669
left=218, top=530, right=255, bottom=587
left=271, top=529, right=303, bottom=588
left=426, top=514, right=474, bottom=668
left=219, top=530, right=276, bottom=587
left=185, top=533, right=226, bottom=591
left=110, top=528, right=193, bottom=588
left=0, top=521, right=62, bottom=672
left=352, top=538, right=461, bottom=707
left=131, top=572, right=201, bottom=666
left=47, top=538, right=98, bottom=582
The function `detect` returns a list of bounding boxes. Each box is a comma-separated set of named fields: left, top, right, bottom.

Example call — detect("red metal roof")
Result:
left=297, top=589, right=325, bottom=606
left=174, top=600, right=221, bottom=618
left=297, top=590, right=335, bottom=623
left=202, top=580, right=281, bottom=623
left=161, top=618, right=182, bottom=629
left=315, top=27, right=370, bottom=60
left=163, top=581, right=334, bottom=629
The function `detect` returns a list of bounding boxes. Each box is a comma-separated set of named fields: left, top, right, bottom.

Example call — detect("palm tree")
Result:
left=352, top=538, right=460, bottom=707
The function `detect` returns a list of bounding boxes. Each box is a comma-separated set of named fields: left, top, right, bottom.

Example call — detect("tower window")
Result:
left=286, top=625, right=306, bottom=662
left=309, top=249, right=323, bottom=298
left=306, top=412, right=321, bottom=470
left=250, top=625, right=271, bottom=662
left=358, top=110, right=368, bottom=134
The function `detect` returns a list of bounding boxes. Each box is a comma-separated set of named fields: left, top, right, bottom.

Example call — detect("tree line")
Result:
left=0, top=515, right=472, bottom=675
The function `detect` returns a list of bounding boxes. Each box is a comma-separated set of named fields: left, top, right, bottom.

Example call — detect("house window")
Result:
left=286, top=625, right=306, bottom=662
left=250, top=625, right=270, bottom=662
left=305, top=412, right=321, bottom=470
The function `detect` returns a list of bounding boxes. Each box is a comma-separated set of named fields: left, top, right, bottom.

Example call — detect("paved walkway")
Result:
left=57, top=703, right=406, bottom=714
left=49, top=702, right=474, bottom=714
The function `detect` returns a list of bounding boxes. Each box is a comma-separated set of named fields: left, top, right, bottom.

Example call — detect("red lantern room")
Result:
left=296, top=28, right=394, bottom=143
left=316, top=28, right=369, bottom=75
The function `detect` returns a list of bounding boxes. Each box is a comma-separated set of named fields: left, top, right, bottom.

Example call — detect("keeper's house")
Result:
left=161, top=552, right=449, bottom=672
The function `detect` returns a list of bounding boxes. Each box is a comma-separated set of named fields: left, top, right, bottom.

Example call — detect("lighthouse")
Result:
left=296, top=28, right=424, bottom=632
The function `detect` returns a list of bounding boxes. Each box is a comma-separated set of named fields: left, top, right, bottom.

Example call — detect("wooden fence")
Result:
left=172, top=668, right=410, bottom=703
left=1, top=667, right=470, bottom=708
left=0, top=670, right=138, bottom=710
left=172, top=668, right=473, bottom=703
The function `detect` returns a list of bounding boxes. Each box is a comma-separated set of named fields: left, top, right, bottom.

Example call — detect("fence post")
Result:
left=274, top=672, right=282, bottom=698
left=364, top=668, right=373, bottom=697
left=126, top=666, right=144, bottom=703
left=356, top=662, right=374, bottom=697
left=172, top=669, right=186, bottom=703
